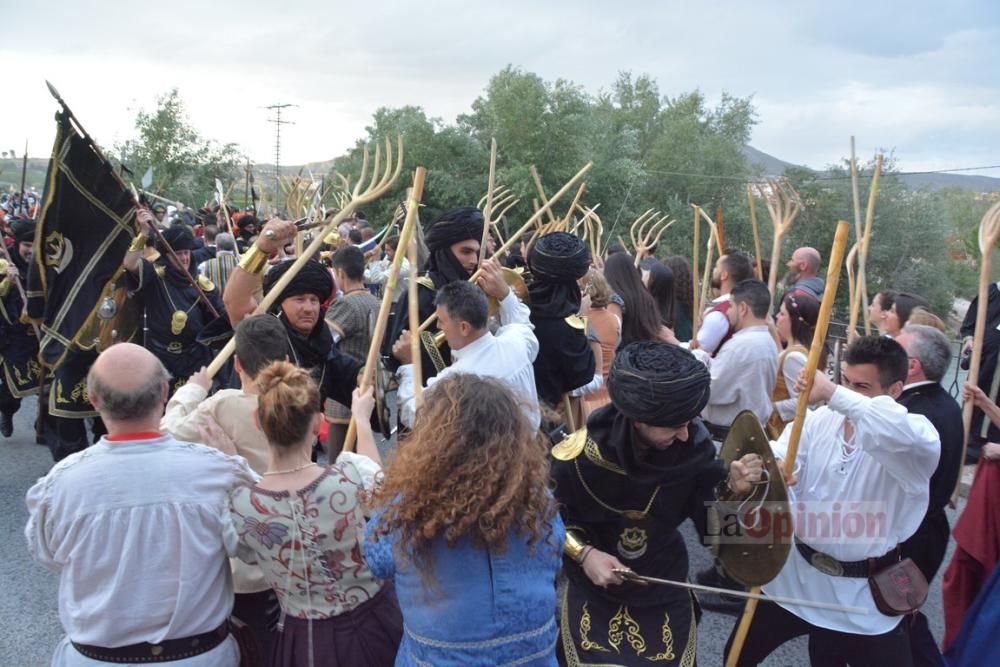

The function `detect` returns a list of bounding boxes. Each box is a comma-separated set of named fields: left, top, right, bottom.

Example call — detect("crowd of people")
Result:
left=2, top=192, right=999, bottom=667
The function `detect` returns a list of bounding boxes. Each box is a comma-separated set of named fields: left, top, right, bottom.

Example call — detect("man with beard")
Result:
left=782, top=246, right=824, bottom=300
left=234, top=215, right=258, bottom=254
left=1, top=217, right=41, bottom=437
left=223, top=218, right=362, bottom=415
left=525, top=232, right=598, bottom=421
left=124, top=210, right=226, bottom=392
left=694, top=251, right=754, bottom=357
left=383, top=206, right=484, bottom=379
left=552, top=342, right=763, bottom=666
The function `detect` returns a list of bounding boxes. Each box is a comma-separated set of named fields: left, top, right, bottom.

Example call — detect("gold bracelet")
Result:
left=564, top=531, right=588, bottom=563
left=128, top=233, right=146, bottom=252
left=238, top=245, right=269, bottom=275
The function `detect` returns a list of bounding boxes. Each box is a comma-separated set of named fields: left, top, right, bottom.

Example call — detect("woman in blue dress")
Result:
left=365, top=374, right=565, bottom=666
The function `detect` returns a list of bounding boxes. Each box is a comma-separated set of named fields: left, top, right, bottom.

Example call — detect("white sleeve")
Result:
left=396, top=365, right=417, bottom=429
left=828, top=387, right=941, bottom=495
left=24, top=476, right=61, bottom=572
left=775, top=352, right=806, bottom=422
left=570, top=374, right=604, bottom=397
left=496, top=289, right=539, bottom=362
left=696, top=310, right=730, bottom=354
left=160, top=384, right=210, bottom=442
left=336, top=451, right=383, bottom=492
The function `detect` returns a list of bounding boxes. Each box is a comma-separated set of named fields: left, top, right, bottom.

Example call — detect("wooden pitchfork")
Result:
left=572, top=204, right=604, bottom=264
left=955, top=200, right=1000, bottom=503
left=476, top=140, right=520, bottom=258
left=630, top=209, right=674, bottom=267
left=753, top=178, right=803, bottom=298
left=205, top=137, right=404, bottom=378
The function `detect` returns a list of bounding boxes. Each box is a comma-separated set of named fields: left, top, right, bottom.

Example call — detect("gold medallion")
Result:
left=171, top=310, right=188, bottom=336
left=617, top=527, right=648, bottom=560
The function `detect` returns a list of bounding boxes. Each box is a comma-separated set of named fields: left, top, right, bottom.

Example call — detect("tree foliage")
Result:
left=114, top=89, right=242, bottom=206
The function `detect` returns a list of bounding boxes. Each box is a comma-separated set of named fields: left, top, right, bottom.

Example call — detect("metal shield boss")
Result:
left=713, top=410, right=791, bottom=587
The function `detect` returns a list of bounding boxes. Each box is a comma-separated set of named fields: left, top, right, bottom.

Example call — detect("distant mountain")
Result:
left=742, top=145, right=1000, bottom=192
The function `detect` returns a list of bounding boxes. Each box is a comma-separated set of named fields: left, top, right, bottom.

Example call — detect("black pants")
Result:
left=232, top=590, right=278, bottom=667
left=0, top=374, right=20, bottom=417
left=44, top=412, right=106, bottom=462
left=723, top=599, right=913, bottom=667
left=901, top=512, right=949, bottom=667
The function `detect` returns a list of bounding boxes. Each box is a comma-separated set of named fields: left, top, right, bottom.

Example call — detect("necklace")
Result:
left=262, top=461, right=316, bottom=476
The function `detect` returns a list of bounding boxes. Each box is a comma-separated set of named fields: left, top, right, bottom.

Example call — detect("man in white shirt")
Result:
left=698, top=279, right=778, bottom=438
left=724, top=336, right=939, bottom=666
left=25, top=343, right=256, bottom=666
left=695, top=251, right=755, bottom=356
left=392, top=258, right=540, bottom=429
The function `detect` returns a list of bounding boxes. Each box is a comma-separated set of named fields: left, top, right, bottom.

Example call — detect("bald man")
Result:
left=26, top=343, right=254, bottom=667
left=783, top=246, right=825, bottom=299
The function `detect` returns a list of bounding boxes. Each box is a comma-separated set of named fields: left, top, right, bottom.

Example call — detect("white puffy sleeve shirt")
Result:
left=25, top=435, right=256, bottom=648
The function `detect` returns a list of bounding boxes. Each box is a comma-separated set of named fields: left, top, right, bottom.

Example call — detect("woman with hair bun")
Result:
left=228, top=361, right=402, bottom=667
left=365, top=374, right=565, bottom=666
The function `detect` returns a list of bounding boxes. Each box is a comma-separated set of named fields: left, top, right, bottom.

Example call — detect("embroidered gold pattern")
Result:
left=647, top=611, right=675, bottom=662
left=622, top=607, right=646, bottom=655
left=608, top=606, right=624, bottom=653
left=584, top=436, right=625, bottom=474
left=578, top=602, right=610, bottom=653
left=617, top=527, right=649, bottom=560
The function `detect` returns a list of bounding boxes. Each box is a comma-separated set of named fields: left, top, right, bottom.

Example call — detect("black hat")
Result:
left=424, top=207, right=484, bottom=252
left=262, top=259, right=333, bottom=306
left=10, top=217, right=37, bottom=244
left=158, top=225, right=196, bottom=252
left=608, top=341, right=711, bottom=427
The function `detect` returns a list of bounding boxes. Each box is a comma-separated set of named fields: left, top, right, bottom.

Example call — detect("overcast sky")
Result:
left=3, top=0, right=998, bottom=176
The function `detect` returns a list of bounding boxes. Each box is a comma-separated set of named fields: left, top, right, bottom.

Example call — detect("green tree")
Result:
left=115, top=89, right=241, bottom=207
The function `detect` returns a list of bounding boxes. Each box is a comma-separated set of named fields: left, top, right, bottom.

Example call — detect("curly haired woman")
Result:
left=365, top=374, right=565, bottom=666
left=228, top=361, right=402, bottom=666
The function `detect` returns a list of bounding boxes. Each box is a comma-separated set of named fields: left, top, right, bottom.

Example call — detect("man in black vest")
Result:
left=894, top=323, right=964, bottom=666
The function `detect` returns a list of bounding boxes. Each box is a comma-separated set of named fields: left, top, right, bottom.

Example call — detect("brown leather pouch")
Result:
left=868, top=556, right=928, bottom=616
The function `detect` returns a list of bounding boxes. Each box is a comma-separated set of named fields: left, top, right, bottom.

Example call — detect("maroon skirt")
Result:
left=272, top=584, right=403, bottom=667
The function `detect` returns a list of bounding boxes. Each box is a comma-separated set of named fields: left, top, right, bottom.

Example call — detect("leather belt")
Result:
left=72, top=622, right=229, bottom=663
left=795, top=537, right=899, bottom=578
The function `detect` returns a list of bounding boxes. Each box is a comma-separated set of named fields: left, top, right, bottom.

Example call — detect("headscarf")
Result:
left=422, top=207, right=484, bottom=284
left=10, top=217, right=36, bottom=244
left=588, top=341, right=716, bottom=485
left=527, top=232, right=591, bottom=319
left=262, top=259, right=334, bottom=307
left=262, top=260, right=336, bottom=372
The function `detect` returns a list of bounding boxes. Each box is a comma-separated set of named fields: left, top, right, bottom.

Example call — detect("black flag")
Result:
left=26, top=110, right=139, bottom=373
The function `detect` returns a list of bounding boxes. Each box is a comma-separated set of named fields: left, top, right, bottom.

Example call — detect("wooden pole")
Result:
left=692, top=206, right=702, bottom=332
left=747, top=185, right=763, bottom=281
left=854, top=155, right=883, bottom=335
left=343, top=167, right=427, bottom=451
left=699, top=222, right=719, bottom=318
left=726, top=220, right=851, bottom=667
left=848, top=137, right=869, bottom=336
left=845, top=242, right=861, bottom=343
left=716, top=206, right=726, bottom=254
left=407, top=192, right=423, bottom=407
left=955, top=201, right=1000, bottom=503
left=479, top=138, right=498, bottom=264
left=530, top=165, right=557, bottom=224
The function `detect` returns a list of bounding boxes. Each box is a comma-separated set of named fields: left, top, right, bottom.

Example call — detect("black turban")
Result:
left=526, top=232, right=590, bottom=319
left=10, top=218, right=36, bottom=244
left=158, top=225, right=196, bottom=252
left=263, top=258, right=334, bottom=306
left=424, top=207, right=484, bottom=252
left=423, top=207, right=484, bottom=284
left=609, top=341, right=711, bottom=427
left=528, top=232, right=591, bottom=283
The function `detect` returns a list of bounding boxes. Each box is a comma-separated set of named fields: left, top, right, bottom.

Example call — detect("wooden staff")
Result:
left=406, top=189, right=424, bottom=407
left=756, top=178, right=803, bottom=299
left=206, top=137, right=403, bottom=378
left=415, top=162, right=593, bottom=334
left=716, top=207, right=726, bottom=254
left=845, top=242, right=861, bottom=342
left=343, top=167, right=427, bottom=452
left=747, top=185, right=764, bottom=280
left=479, top=139, right=498, bottom=264
left=726, top=220, right=851, bottom=667
left=694, top=205, right=724, bottom=257
left=530, top=165, right=558, bottom=224
left=853, top=155, right=883, bottom=335
left=692, top=206, right=702, bottom=332
left=698, top=219, right=719, bottom=318
left=848, top=137, right=869, bottom=333
left=955, top=201, right=1000, bottom=503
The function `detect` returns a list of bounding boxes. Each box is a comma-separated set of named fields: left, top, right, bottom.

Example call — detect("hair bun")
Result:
left=255, top=360, right=302, bottom=395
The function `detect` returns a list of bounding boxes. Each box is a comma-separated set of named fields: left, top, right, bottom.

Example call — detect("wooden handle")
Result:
left=343, top=167, right=427, bottom=451
left=725, top=220, right=850, bottom=667
left=747, top=186, right=763, bottom=281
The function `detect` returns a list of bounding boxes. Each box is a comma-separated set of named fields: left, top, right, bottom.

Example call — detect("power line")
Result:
left=641, top=164, right=1000, bottom=183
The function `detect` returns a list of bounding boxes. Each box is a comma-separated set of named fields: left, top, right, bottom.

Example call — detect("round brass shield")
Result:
left=487, top=267, right=531, bottom=316
left=715, top=410, right=792, bottom=587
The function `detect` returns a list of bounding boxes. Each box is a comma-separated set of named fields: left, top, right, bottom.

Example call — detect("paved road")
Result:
left=1, top=396, right=960, bottom=665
